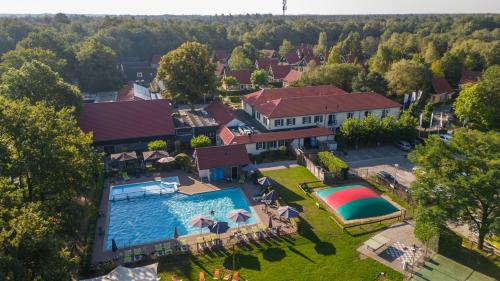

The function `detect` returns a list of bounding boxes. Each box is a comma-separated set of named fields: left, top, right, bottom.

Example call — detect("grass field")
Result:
left=156, top=167, right=403, bottom=281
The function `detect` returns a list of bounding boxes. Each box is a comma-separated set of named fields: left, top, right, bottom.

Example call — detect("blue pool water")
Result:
left=105, top=186, right=258, bottom=250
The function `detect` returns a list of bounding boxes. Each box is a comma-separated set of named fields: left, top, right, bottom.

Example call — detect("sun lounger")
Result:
left=222, top=271, right=232, bottom=281
left=238, top=174, right=245, bottom=184
left=232, top=272, right=239, bottom=281
left=123, top=249, right=132, bottom=263
left=179, top=239, right=189, bottom=252
left=199, top=272, right=206, bottom=281
left=155, top=244, right=165, bottom=256
left=133, top=248, right=142, bottom=261
left=213, top=268, right=220, bottom=280
left=251, top=226, right=261, bottom=239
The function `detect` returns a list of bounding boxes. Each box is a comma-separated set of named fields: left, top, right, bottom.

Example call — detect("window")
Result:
left=302, top=116, right=311, bottom=124
left=136, top=72, right=143, bottom=78
left=286, top=118, right=296, bottom=126
left=347, top=112, right=354, bottom=119
left=278, top=140, right=286, bottom=147
left=267, top=141, right=277, bottom=148
left=314, top=115, right=323, bottom=123
left=381, top=109, right=389, bottom=118
left=256, top=111, right=260, bottom=120
left=364, top=111, right=371, bottom=117
left=274, top=119, right=284, bottom=127
left=256, top=142, right=263, bottom=150
left=263, top=117, right=268, bottom=125
left=327, top=114, right=337, bottom=125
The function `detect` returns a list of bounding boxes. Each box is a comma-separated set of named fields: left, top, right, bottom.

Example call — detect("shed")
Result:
left=194, top=145, right=250, bottom=182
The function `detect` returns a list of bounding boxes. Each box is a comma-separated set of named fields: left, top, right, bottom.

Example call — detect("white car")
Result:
left=396, top=140, right=412, bottom=152
left=439, top=134, right=452, bottom=142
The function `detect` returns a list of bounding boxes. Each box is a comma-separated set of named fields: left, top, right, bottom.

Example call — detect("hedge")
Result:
left=317, top=151, right=349, bottom=179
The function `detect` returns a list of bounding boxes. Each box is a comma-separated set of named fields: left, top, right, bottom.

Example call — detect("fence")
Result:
left=293, top=147, right=335, bottom=184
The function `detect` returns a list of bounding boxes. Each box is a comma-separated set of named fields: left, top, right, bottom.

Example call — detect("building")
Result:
left=118, top=60, right=156, bottom=84
left=218, top=126, right=335, bottom=155
left=242, top=85, right=401, bottom=132
left=259, top=49, right=279, bottom=59
left=268, top=65, right=292, bottom=83
left=282, top=70, right=302, bottom=88
left=255, top=58, right=278, bottom=70
left=205, top=100, right=244, bottom=128
left=117, top=84, right=163, bottom=102
left=214, top=62, right=226, bottom=79
left=459, top=70, right=482, bottom=85
left=213, top=50, right=229, bottom=63
left=431, top=77, right=454, bottom=104
left=194, top=144, right=250, bottom=181
left=150, top=54, right=162, bottom=68
left=223, top=69, right=253, bottom=90
left=173, top=109, right=219, bottom=146
left=78, top=100, right=175, bottom=153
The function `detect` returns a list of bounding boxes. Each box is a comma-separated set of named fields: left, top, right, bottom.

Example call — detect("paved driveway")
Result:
left=340, top=145, right=416, bottom=189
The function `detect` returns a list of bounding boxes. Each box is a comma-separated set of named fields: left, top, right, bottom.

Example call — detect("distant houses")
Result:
left=223, top=69, right=252, bottom=90
left=430, top=77, right=454, bottom=104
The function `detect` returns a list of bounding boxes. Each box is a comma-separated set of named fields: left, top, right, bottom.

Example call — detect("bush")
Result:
left=317, top=151, right=349, bottom=179
left=175, top=153, right=190, bottom=171
left=250, top=146, right=294, bottom=163
left=190, top=135, right=212, bottom=149
left=147, top=139, right=167, bottom=151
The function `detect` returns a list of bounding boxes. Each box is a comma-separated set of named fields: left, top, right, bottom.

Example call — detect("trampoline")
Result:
left=315, top=185, right=399, bottom=221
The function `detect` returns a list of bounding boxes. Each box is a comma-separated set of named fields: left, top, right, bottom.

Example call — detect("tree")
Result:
left=75, top=39, right=122, bottom=93
left=313, top=31, right=327, bottom=56
left=352, top=71, right=388, bottom=94
left=279, top=39, right=293, bottom=56
left=296, top=63, right=362, bottom=91
left=147, top=140, right=167, bottom=151
left=223, top=76, right=238, bottom=89
left=368, top=45, right=399, bottom=74
left=241, top=43, right=257, bottom=62
left=190, top=135, right=212, bottom=149
left=17, top=29, right=73, bottom=64
left=409, top=129, right=500, bottom=250
left=454, top=65, right=500, bottom=130
left=430, top=60, right=445, bottom=78
left=440, top=52, right=464, bottom=87
left=420, top=102, right=434, bottom=129
left=156, top=42, right=216, bottom=105
left=397, top=111, right=418, bottom=141
left=250, top=69, right=268, bottom=88
left=175, top=153, right=191, bottom=171
left=385, top=59, right=427, bottom=97
left=339, top=117, right=364, bottom=147
left=0, top=60, right=82, bottom=112
left=228, top=46, right=253, bottom=70
left=414, top=206, right=444, bottom=259
left=0, top=47, right=67, bottom=76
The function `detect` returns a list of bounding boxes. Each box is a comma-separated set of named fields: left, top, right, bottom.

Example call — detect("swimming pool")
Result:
left=109, top=177, right=180, bottom=200
left=105, top=186, right=258, bottom=250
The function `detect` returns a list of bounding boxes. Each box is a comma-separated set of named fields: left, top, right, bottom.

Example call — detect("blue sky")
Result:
left=2, top=0, right=500, bottom=15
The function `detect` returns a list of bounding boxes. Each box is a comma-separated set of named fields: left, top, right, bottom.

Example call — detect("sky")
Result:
left=1, top=0, right=500, bottom=15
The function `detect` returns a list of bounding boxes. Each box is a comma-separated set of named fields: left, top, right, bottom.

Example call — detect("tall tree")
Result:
left=352, top=71, right=388, bottom=94
left=156, top=41, right=216, bottom=105
left=385, top=59, right=427, bottom=97
left=440, top=52, right=464, bottom=87
left=75, top=39, right=122, bottom=93
left=228, top=46, right=253, bottom=70
left=250, top=69, right=268, bottom=88
left=454, top=65, right=500, bottom=130
left=0, top=47, right=67, bottom=76
left=409, top=129, right=500, bottom=250
left=279, top=39, right=293, bottom=56
left=313, top=31, right=327, bottom=56
left=0, top=60, right=82, bottom=112
left=296, top=63, right=362, bottom=91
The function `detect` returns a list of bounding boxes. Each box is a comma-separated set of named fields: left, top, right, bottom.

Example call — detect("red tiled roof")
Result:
left=283, top=53, right=302, bottom=64
left=218, top=126, right=237, bottom=145
left=459, top=70, right=482, bottom=85
left=195, top=144, right=250, bottom=170
left=303, top=55, right=321, bottom=65
left=220, top=127, right=334, bottom=145
left=213, top=50, right=228, bottom=61
left=242, top=85, right=348, bottom=107
left=432, top=77, right=453, bottom=94
left=270, top=65, right=292, bottom=80
left=251, top=90, right=401, bottom=118
left=205, top=101, right=238, bottom=126
left=78, top=100, right=175, bottom=143
left=116, top=84, right=136, bottom=102
left=225, top=69, right=251, bottom=84
left=214, top=62, right=226, bottom=77
left=255, top=58, right=278, bottom=69
left=283, top=70, right=303, bottom=84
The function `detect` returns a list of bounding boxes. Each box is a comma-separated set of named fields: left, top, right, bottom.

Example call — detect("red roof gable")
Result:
left=205, top=101, right=238, bottom=126
left=78, top=100, right=175, bottom=143
left=220, top=127, right=334, bottom=145
left=225, top=69, right=251, bottom=84
left=214, top=62, right=226, bottom=77
left=460, top=70, right=482, bottom=85
left=242, top=85, right=348, bottom=107
left=283, top=70, right=302, bottom=84
left=270, top=65, right=292, bottom=80
left=432, top=77, right=454, bottom=94
left=255, top=58, right=278, bottom=69
left=195, top=144, right=250, bottom=170
left=283, top=53, right=302, bottom=64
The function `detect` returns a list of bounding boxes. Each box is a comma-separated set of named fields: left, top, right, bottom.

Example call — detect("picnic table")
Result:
left=364, top=234, right=390, bottom=252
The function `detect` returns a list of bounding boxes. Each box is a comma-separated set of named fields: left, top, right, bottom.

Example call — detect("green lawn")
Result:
left=156, top=167, right=403, bottom=281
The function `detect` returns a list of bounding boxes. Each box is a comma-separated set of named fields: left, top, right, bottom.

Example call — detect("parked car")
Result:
left=376, top=171, right=397, bottom=188
left=439, top=134, right=452, bottom=142
left=396, top=140, right=412, bottom=152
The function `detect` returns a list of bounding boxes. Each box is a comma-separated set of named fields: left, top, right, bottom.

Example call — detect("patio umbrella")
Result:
left=277, top=206, right=299, bottom=219
left=189, top=215, right=214, bottom=233
left=173, top=226, right=179, bottom=239
left=258, top=177, right=272, bottom=186
left=267, top=216, right=273, bottom=229
left=111, top=238, right=118, bottom=252
left=111, top=152, right=137, bottom=162
left=262, top=190, right=280, bottom=202
left=157, top=156, right=175, bottom=164
left=209, top=221, right=230, bottom=239
left=228, top=209, right=251, bottom=230
left=241, top=163, right=257, bottom=173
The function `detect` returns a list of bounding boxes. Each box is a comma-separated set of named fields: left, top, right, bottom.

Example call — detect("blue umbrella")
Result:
left=210, top=221, right=230, bottom=235
left=111, top=238, right=118, bottom=252
left=278, top=206, right=299, bottom=219
left=268, top=216, right=273, bottom=229
left=241, top=164, right=257, bottom=173
left=258, top=177, right=272, bottom=186
left=262, top=190, right=279, bottom=202
left=173, top=226, right=179, bottom=239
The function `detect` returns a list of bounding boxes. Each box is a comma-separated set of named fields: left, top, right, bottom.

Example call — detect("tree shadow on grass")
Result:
left=262, top=247, right=286, bottom=262
left=269, top=181, right=305, bottom=203
left=297, top=218, right=336, bottom=256
left=314, top=241, right=336, bottom=256
left=287, top=245, right=315, bottom=263
left=223, top=253, right=261, bottom=271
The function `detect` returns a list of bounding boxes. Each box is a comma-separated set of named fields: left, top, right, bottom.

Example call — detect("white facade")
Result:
left=242, top=100, right=400, bottom=131
left=244, top=135, right=333, bottom=155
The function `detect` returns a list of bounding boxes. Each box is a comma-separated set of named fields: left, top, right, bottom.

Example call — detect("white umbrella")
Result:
left=189, top=215, right=214, bottom=233
left=228, top=209, right=251, bottom=230
left=157, top=157, right=175, bottom=164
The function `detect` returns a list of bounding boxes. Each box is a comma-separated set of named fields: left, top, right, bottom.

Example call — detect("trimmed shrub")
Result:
left=147, top=139, right=167, bottom=151
left=317, top=151, right=349, bottom=179
left=175, top=153, right=190, bottom=171
left=190, top=135, right=211, bottom=149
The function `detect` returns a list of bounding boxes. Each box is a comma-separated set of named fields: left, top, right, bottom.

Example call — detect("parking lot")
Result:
left=340, top=145, right=416, bottom=189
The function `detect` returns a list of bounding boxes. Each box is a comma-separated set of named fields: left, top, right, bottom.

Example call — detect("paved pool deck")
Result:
left=91, top=170, right=293, bottom=264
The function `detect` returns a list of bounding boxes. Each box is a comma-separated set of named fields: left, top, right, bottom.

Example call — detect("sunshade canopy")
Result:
left=228, top=209, right=251, bottom=223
